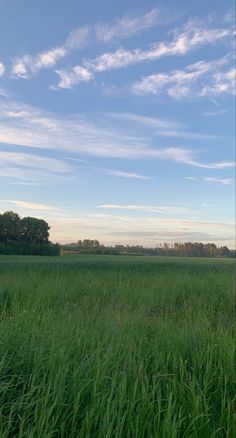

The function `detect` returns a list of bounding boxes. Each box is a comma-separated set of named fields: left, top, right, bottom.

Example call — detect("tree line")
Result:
left=62, top=239, right=234, bottom=258
left=0, top=211, right=234, bottom=258
left=0, top=211, right=60, bottom=255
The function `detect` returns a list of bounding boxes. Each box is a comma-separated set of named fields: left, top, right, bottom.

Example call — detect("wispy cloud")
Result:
left=87, top=21, right=234, bottom=72
left=97, top=204, right=188, bottom=214
left=0, top=100, right=234, bottom=169
left=0, top=150, right=73, bottom=185
left=54, top=19, right=235, bottom=89
left=95, top=8, right=160, bottom=42
left=0, top=87, right=8, bottom=98
left=108, top=112, right=220, bottom=140
left=185, top=176, right=197, bottom=180
left=204, top=177, right=233, bottom=185
left=132, top=56, right=235, bottom=99
left=203, top=109, right=227, bottom=116
left=201, top=203, right=212, bottom=208
left=0, top=150, right=70, bottom=173
left=52, top=66, right=92, bottom=89
left=0, top=200, right=56, bottom=211
left=185, top=176, right=234, bottom=184
left=0, top=62, right=5, bottom=76
left=10, top=7, right=163, bottom=82
left=189, top=161, right=235, bottom=169
left=108, top=113, right=182, bottom=130
left=12, top=26, right=90, bottom=79
left=200, top=68, right=236, bottom=98
left=11, top=7, right=163, bottom=81
left=106, top=170, right=151, bottom=180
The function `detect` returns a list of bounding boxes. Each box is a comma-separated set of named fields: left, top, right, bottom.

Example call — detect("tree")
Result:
left=0, top=211, right=21, bottom=242
left=217, top=246, right=230, bottom=257
left=77, top=239, right=101, bottom=249
left=204, top=243, right=217, bottom=257
left=21, top=217, right=50, bottom=244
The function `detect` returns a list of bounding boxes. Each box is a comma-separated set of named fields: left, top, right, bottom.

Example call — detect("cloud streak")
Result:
left=54, top=19, right=235, bottom=89
left=106, top=170, right=151, bottom=180
left=107, top=112, right=221, bottom=140
left=97, top=204, right=189, bottom=214
left=0, top=100, right=234, bottom=169
left=203, top=109, right=227, bottom=116
left=0, top=200, right=56, bottom=211
left=12, top=26, right=90, bottom=79
left=10, top=7, right=161, bottom=81
left=86, top=21, right=234, bottom=72
left=95, top=8, right=160, bottom=42
left=204, top=177, right=233, bottom=185
left=0, top=62, right=5, bottom=76
left=0, top=150, right=73, bottom=185
left=132, top=56, right=235, bottom=99
left=185, top=175, right=234, bottom=184
left=53, top=66, right=92, bottom=89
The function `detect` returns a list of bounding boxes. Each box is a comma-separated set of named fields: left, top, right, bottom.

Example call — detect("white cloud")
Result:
left=108, top=112, right=220, bottom=140
left=204, top=177, right=233, bottom=185
left=0, top=150, right=70, bottom=173
left=108, top=112, right=182, bottom=130
left=10, top=7, right=167, bottom=82
left=12, top=26, right=89, bottom=78
left=97, top=204, right=188, bottom=214
left=96, top=8, right=160, bottom=42
left=0, top=150, right=73, bottom=185
left=53, top=66, right=92, bottom=89
left=106, top=170, right=151, bottom=180
left=185, top=176, right=197, bottom=180
left=0, top=100, right=234, bottom=169
left=201, top=203, right=212, bottom=207
left=0, top=88, right=8, bottom=98
left=85, top=21, right=234, bottom=72
left=189, top=161, right=235, bottom=169
left=185, top=176, right=234, bottom=183
left=0, top=200, right=56, bottom=211
left=54, top=19, right=234, bottom=89
left=132, top=56, right=235, bottom=99
left=0, top=62, right=5, bottom=76
left=203, top=109, right=227, bottom=116
left=200, top=68, right=236, bottom=97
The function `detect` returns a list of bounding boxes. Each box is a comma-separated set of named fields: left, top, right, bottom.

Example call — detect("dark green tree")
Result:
left=21, top=217, right=50, bottom=244
left=0, top=211, right=21, bottom=242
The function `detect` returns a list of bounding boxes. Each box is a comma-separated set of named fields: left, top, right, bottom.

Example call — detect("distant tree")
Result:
left=217, top=246, right=230, bottom=257
left=204, top=243, right=217, bottom=257
left=77, top=239, right=101, bottom=249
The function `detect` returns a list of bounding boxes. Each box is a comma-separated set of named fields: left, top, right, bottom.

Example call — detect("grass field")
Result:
left=0, top=255, right=235, bottom=437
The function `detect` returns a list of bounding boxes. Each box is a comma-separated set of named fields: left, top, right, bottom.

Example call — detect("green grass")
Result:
left=0, top=255, right=235, bottom=437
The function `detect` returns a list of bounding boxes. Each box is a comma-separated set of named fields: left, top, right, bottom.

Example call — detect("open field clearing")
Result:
left=0, top=255, right=235, bottom=437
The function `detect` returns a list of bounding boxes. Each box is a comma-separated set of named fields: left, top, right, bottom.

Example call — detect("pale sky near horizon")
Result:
left=0, top=0, right=235, bottom=247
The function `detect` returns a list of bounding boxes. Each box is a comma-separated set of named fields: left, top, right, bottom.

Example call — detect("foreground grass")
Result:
left=0, top=255, right=235, bottom=437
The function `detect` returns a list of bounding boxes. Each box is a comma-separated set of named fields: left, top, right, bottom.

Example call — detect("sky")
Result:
left=0, top=0, right=235, bottom=247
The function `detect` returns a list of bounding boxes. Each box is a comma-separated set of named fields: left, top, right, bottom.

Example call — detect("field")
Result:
left=0, top=255, right=235, bottom=437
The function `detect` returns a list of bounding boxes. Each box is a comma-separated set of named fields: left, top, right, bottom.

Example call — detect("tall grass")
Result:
left=0, top=255, right=235, bottom=437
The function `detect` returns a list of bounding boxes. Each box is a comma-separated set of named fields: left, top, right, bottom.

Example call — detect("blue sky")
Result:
left=0, top=0, right=235, bottom=247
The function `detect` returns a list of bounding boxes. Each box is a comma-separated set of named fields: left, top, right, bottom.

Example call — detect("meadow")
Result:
left=0, top=255, right=235, bottom=437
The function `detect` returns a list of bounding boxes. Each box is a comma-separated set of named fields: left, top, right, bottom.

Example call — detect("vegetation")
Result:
left=0, top=211, right=60, bottom=255
left=62, top=239, right=233, bottom=258
left=0, top=254, right=235, bottom=437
